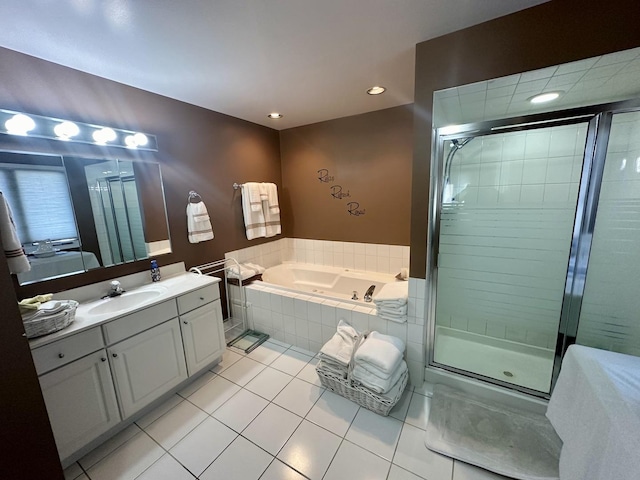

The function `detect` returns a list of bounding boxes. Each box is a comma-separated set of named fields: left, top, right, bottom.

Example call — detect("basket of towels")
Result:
left=316, top=320, right=408, bottom=416
left=20, top=294, right=78, bottom=339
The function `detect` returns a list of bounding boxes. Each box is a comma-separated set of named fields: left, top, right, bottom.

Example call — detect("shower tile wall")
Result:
left=440, top=124, right=587, bottom=349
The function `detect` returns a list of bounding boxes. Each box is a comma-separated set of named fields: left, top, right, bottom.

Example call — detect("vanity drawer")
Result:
left=177, top=285, right=219, bottom=315
left=32, top=327, right=104, bottom=375
left=103, top=300, right=178, bottom=345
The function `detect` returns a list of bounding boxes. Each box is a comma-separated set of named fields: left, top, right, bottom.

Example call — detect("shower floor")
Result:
left=433, top=326, right=555, bottom=393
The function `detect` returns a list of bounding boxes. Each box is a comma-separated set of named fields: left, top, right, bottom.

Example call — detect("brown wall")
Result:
left=280, top=105, right=413, bottom=245
left=410, top=0, right=640, bottom=278
left=0, top=47, right=282, bottom=298
left=0, top=46, right=282, bottom=472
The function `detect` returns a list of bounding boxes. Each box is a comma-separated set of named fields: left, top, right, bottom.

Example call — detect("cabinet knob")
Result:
left=112, top=353, right=118, bottom=358
left=58, top=353, right=65, bottom=359
left=101, top=357, right=107, bottom=362
left=199, top=297, right=204, bottom=301
left=183, top=321, right=188, bottom=325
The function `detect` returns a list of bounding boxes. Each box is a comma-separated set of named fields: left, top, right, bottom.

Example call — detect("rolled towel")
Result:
left=352, top=360, right=407, bottom=394
left=373, top=282, right=408, bottom=304
left=395, top=268, right=409, bottom=281
left=354, top=331, right=405, bottom=376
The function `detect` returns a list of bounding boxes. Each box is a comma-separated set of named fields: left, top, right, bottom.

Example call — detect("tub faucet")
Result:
left=352, top=291, right=359, bottom=301
left=364, top=284, right=376, bottom=303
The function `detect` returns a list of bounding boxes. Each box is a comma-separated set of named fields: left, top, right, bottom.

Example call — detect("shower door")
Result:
left=430, top=117, right=592, bottom=394
left=574, top=110, right=640, bottom=356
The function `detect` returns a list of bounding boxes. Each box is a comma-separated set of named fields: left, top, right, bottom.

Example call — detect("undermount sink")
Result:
left=88, top=288, right=166, bottom=315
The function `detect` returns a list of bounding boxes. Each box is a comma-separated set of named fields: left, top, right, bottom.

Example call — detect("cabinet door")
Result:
left=109, top=319, right=187, bottom=418
left=39, top=350, right=120, bottom=461
left=180, top=299, right=225, bottom=376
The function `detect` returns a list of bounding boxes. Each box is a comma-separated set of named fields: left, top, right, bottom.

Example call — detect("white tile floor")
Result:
left=64, top=341, right=513, bottom=480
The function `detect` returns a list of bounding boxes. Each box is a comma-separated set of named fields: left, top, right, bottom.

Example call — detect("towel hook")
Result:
left=188, top=190, right=202, bottom=203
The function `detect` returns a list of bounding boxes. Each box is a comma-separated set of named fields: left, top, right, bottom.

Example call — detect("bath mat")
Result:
left=425, top=384, right=561, bottom=480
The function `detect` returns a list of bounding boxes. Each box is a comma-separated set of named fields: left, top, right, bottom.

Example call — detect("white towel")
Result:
left=373, top=282, right=409, bottom=304
left=227, top=265, right=257, bottom=281
left=319, top=320, right=359, bottom=366
left=376, top=312, right=407, bottom=324
left=352, top=360, right=407, bottom=394
left=241, top=185, right=266, bottom=240
left=245, top=182, right=264, bottom=212
left=0, top=192, right=30, bottom=274
left=244, top=262, right=266, bottom=274
left=262, top=182, right=280, bottom=214
left=377, top=304, right=408, bottom=316
left=260, top=183, right=281, bottom=238
left=354, top=331, right=405, bottom=376
left=186, top=201, right=214, bottom=243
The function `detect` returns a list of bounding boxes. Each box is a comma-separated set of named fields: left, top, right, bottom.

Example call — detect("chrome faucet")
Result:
left=364, top=284, right=376, bottom=303
left=103, top=280, right=124, bottom=298
left=352, top=291, right=359, bottom=301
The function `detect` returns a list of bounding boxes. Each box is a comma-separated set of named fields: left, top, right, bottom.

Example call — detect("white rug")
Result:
left=425, top=384, right=561, bottom=480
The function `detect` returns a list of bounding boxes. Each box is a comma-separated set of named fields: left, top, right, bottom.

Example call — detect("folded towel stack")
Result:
left=373, top=282, right=409, bottom=324
left=318, top=321, right=406, bottom=395
left=226, top=262, right=265, bottom=281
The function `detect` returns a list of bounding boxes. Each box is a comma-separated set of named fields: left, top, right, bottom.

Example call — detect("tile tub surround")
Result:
left=64, top=341, right=509, bottom=480
left=225, top=238, right=410, bottom=275
left=242, top=277, right=426, bottom=387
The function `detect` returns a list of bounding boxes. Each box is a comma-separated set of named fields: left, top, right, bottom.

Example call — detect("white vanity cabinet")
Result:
left=30, top=276, right=223, bottom=462
left=108, top=318, right=187, bottom=418
left=38, top=346, right=120, bottom=460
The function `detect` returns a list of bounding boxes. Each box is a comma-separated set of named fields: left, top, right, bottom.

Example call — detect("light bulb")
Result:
left=133, top=132, right=148, bottom=146
left=5, top=113, right=36, bottom=135
left=54, top=121, right=79, bottom=140
left=124, top=135, right=137, bottom=148
left=367, top=86, right=386, bottom=95
left=93, top=127, right=117, bottom=144
left=529, top=92, right=561, bottom=104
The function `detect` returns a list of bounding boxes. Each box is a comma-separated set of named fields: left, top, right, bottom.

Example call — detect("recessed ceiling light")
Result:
left=267, top=113, right=283, bottom=119
left=529, top=91, right=562, bottom=104
left=367, top=86, right=386, bottom=95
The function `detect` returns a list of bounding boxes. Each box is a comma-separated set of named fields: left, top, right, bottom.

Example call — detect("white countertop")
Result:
left=29, top=272, right=220, bottom=350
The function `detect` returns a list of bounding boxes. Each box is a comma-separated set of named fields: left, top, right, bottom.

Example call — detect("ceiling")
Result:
left=434, top=47, right=640, bottom=127
left=0, top=0, right=547, bottom=130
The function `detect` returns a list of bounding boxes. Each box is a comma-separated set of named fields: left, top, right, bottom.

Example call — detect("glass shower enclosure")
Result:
left=428, top=100, right=640, bottom=396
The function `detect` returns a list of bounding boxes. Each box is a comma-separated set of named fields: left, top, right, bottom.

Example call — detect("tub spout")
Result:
left=364, top=284, right=376, bottom=302
left=352, top=291, right=359, bottom=301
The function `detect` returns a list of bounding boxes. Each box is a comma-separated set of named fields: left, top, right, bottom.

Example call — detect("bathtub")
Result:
left=261, top=262, right=398, bottom=304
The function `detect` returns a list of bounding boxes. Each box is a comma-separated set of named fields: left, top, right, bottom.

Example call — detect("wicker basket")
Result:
left=22, top=300, right=78, bottom=339
left=316, top=362, right=408, bottom=416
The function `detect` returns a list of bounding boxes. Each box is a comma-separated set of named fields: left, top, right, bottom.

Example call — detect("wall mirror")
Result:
left=0, top=151, right=171, bottom=285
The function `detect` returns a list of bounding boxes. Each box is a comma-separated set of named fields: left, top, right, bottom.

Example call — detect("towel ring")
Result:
left=188, top=190, right=202, bottom=203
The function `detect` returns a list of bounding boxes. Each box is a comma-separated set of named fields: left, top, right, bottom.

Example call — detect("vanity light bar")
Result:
left=0, top=108, right=158, bottom=152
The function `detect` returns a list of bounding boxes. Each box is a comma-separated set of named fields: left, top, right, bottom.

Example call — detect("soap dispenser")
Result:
left=150, top=260, right=161, bottom=282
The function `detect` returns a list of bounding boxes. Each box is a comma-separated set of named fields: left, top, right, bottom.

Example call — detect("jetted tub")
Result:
left=261, top=262, right=398, bottom=304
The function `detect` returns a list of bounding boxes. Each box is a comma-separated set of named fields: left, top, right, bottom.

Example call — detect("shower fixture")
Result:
left=443, top=137, right=472, bottom=188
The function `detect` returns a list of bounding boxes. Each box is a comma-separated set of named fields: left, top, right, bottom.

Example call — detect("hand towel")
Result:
left=244, top=262, right=266, bottom=274
left=262, top=182, right=280, bottom=214
left=377, top=304, right=408, bottom=316
left=352, top=360, right=407, bottom=394
left=373, top=282, right=408, bottom=303
left=353, top=331, right=405, bottom=376
left=260, top=183, right=281, bottom=238
left=186, top=201, right=214, bottom=243
left=18, top=293, right=54, bottom=314
left=227, top=264, right=257, bottom=280
left=0, top=192, right=30, bottom=274
left=245, top=182, right=264, bottom=212
left=241, top=185, right=266, bottom=240
left=319, top=320, right=359, bottom=366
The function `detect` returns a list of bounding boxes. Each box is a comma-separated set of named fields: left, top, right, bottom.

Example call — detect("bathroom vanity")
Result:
left=28, top=271, right=224, bottom=463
